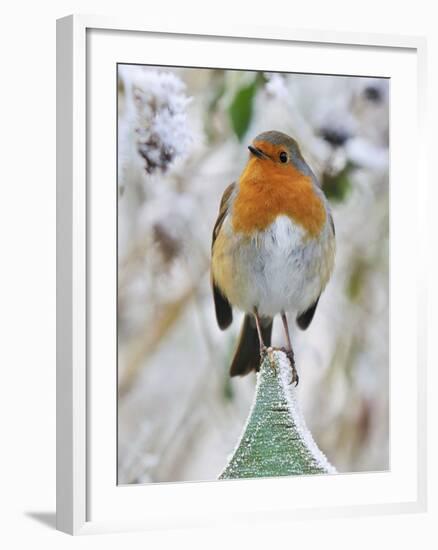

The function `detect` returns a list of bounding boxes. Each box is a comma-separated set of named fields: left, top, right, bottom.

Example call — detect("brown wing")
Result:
left=212, top=182, right=235, bottom=249
left=211, top=183, right=235, bottom=330
left=297, top=211, right=334, bottom=330
left=329, top=212, right=335, bottom=236
left=296, top=297, right=319, bottom=330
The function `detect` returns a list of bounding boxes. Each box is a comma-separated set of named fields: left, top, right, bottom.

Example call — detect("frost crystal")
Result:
left=264, top=73, right=289, bottom=101
left=121, top=67, right=193, bottom=174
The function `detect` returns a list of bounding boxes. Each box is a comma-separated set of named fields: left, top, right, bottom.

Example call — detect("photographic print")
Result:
left=117, top=64, right=389, bottom=484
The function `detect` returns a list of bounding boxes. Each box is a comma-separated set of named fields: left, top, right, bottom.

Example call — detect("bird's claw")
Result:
left=280, top=347, right=299, bottom=386
left=289, top=366, right=299, bottom=387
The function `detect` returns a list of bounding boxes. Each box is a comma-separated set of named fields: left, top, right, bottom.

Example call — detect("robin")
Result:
left=211, top=131, right=335, bottom=385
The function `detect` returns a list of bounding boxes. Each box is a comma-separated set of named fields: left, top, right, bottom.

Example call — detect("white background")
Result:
left=0, top=0, right=436, bottom=548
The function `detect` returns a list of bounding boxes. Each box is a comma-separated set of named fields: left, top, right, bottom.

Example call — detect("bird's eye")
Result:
left=279, top=151, right=288, bottom=163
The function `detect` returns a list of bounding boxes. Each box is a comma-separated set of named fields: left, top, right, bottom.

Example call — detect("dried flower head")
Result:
left=122, top=67, right=193, bottom=174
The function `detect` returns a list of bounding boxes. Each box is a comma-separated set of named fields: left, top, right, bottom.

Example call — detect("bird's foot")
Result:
left=280, top=347, right=299, bottom=386
left=289, top=365, right=299, bottom=387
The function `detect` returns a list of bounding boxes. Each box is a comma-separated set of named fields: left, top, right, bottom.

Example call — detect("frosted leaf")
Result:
left=219, top=350, right=336, bottom=479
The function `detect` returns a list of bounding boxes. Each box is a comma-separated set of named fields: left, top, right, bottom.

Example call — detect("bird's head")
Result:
left=247, top=131, right=311, bottom=178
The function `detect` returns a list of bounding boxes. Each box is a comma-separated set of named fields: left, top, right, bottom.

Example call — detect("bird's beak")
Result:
left=248, top=145, right=268, bottom=159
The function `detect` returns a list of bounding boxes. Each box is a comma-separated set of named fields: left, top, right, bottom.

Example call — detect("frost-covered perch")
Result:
left=219, top=350, right=336, bottom=479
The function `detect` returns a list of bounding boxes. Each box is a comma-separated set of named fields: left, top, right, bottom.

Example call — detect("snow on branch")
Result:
left=219, top=350, right=336, bottom=479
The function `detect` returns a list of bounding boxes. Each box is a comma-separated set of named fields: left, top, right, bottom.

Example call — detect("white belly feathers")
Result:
left=216, top=214, right=334, bottom=318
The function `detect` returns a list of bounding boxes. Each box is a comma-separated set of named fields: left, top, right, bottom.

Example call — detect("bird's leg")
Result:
left=281, top=312, right=299, bottom=386
left=253, top=308, right=272, bottom=370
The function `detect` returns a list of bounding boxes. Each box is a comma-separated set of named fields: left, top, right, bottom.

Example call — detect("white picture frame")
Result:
left=56, top=14, right=427, bottom=535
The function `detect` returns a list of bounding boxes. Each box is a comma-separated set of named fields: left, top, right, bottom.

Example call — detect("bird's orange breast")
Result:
left=232, top=157, right=326, bottom=238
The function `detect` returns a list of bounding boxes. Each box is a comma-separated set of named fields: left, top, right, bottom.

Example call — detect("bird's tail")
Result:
left=230, top=314, right=273, bottom=377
